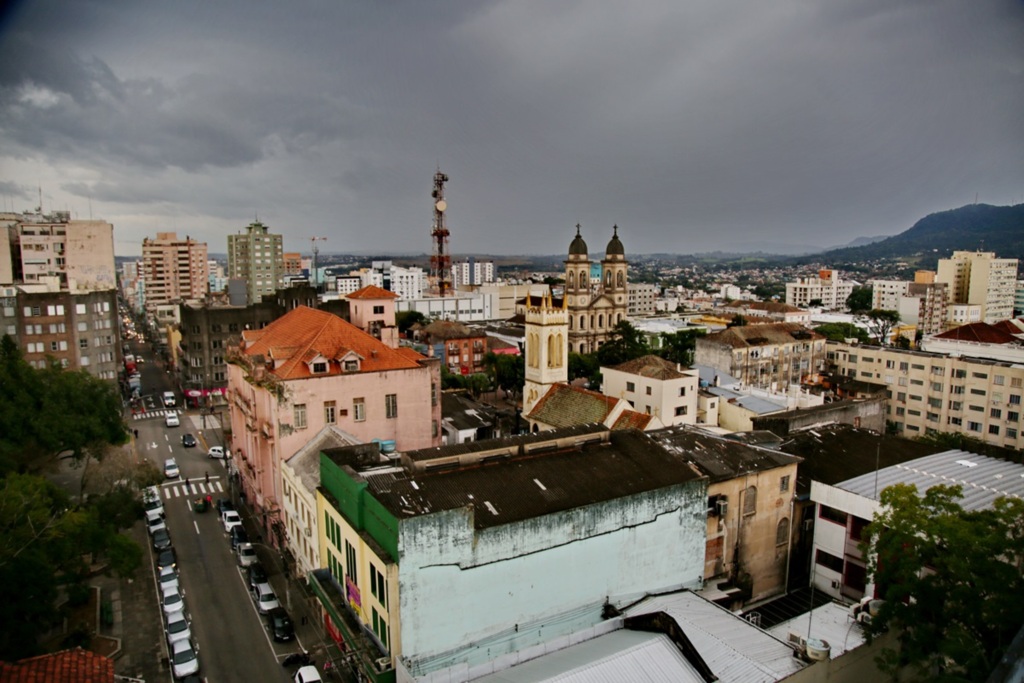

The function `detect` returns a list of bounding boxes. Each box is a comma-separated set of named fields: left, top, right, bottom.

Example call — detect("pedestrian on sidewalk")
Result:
left=204, top=471, right=209, bottom=484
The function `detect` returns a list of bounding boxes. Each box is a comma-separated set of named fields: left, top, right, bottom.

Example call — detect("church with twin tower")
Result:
left=523, top=224, right=629, bottom=415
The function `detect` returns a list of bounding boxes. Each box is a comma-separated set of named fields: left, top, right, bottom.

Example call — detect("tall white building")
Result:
left=936, top=251, right=1018, bottom=324
left=451, top=258, right=494, bottom=287
left=785, top=269, right=857, bottom=310
left=362, top=261, right=425, bottom=300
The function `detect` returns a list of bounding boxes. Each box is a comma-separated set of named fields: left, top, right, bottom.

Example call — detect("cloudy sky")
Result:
left=1, top=1, right=1022, bottom=257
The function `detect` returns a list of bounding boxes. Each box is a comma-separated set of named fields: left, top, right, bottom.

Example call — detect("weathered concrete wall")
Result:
left=397, top=480, right=707, bottom=674
left=752, top=397, right=886, bottom=437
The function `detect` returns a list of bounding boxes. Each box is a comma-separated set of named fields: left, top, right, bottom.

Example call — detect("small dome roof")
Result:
left=568, top=224, right=589, bottom=256
left=605, top=225, right=625, bottom=256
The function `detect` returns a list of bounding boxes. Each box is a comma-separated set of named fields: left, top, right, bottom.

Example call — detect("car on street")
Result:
left=144, top=491, right=164, bottom=521
left=247, top=563, right=268, bottom=590
left=181, top=433, right=197, bottom=448
left=164, top=458, right=180, bottom=479
left=156, top=548, right=177, bottom=571
left=208, top=446, right=225, bottom=459
left=163, top=391, right=177, bottom=408
left=170, top=638, right=199, bottom=679
left=265, top=607, right=294, bottom=642
left=252, top=582, right=280, bottom=614
left=165, top=610, right=191, bottom=647
left=158, top=565, right=180, bottom=592
left=230, top=526, right=249, bottom=551
left=165, top=413, right=180, bottom=427
left=236, top=542, right=257, bottom=567
left=146, top=514, right=167, bottom=536
left=151, top=528, right=172, bottom=551
left=293, top=666, right=323, bottom=683
left=162, top=586, right=186, bottom=618
left=216, top=498, right=234, bottom=515
left=221, top=510, right=242, bottom=534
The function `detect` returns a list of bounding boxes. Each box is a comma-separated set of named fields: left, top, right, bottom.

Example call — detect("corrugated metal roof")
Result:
left=767, top=602, right=866, bottom=659
left=649, top=426, right=800, bottom=483
left=707, top=387, right=785, bottom=415
left=470, top=630, right=705, bottom=683
left=623, top=592, right=806, bottom=683
left=836, top=449, right=1024, bottom=509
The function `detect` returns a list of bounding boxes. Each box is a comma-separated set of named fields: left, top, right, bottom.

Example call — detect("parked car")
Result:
left=208, top=446, right=225, bottom=459
left=265, top=607, right=295, bottom=642
left=162, top=586, right=186, bottom=618
left=247, top=563, right=268, bottom=590
left=146, top=514, right=167, bottom=536
left=170, top=638, right=199, bottom=679
left=164, top=458, right=180, bottom=479
left=181, top=433, right=197, bottom=448
left=151, top=528, right=172, bottom=551
left=252, top=582, right=280, bottom=614
left=230, top=526, right=249, bottom=551
left=165, top=610, right=192, bottom=647
left=216, top=498, right=234, bottom=515
left=158, top=565, right=180, bottom=592
left=236, top=542, right=257, bottom=567
left=163, top=391, right=177, bottom=408
left=221, top=510, right=242, bottom=534
left=165, top=413, right=180, bottom=427
left=156, top=548, right=177, bottom=571
left=143, top=487, right=164, bottom=519
left=293, top=666, right=323, bottom=683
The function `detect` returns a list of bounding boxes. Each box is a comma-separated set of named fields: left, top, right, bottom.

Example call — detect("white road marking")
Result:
left=194, top=520, right=200, bottom=535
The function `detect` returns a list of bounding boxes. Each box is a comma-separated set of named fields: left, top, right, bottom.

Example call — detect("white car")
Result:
left=170, top=638, right=199, bottom=679
left=208, top=446, right=225, bottom=459
left=236, top=542, right=257, bottom=567
left=221, top=510, right=242, bottom=534
left=165, top=413, right=180, bottom=427
left=164, top=458, right=180, bottom=479
left=162, top=586, right=186, bottom=618
left=163, top=391, right=177, bottom=408
left=294, top=666, right=323, bottom=683
left=146, top=514, right=167, bottom=536
left=165, top=610, right=191, bottom=647
left=144, top=488, right=164, bottom=520
left=158, top=565, right=180, bottom=592
left=252, top=582, right=280, bottom=614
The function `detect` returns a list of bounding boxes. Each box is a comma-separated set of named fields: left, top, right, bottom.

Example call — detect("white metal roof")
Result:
left=623, top=592, right=806, bottom=683
left=836, top=449, right=1024, bottom=510
left=767, top=602, right=867, bottom=659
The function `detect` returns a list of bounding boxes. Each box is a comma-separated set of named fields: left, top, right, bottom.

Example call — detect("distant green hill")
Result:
left=806, top=203, right=1024, bottom=266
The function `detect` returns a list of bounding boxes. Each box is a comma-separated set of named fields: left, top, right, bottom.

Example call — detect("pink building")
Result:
left=346, top=284, right=399, bottom=347
left=227, top=305, right=441, bottom=547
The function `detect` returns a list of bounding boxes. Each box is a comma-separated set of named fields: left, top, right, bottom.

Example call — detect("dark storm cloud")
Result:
left=1, top=0, right=1022, bottom=255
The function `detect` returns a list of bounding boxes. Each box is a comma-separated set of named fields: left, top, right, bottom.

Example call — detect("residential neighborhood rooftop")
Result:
left=649, top=426, right=801, bottom=483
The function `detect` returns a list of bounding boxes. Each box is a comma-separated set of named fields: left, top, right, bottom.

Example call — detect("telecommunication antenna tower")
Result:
left=430, top=170, right=452, bottom=297
left=310, top=236, right=327, bottom=291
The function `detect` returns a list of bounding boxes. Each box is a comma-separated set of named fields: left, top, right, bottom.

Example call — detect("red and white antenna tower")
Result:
left=430, top=169, right=452, bottom=297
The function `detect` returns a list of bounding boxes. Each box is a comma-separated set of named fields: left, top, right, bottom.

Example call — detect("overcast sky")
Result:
left=1, top=1, right=1022, bottom=258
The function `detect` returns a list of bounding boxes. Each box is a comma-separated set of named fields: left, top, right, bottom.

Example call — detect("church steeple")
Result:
left=523, top=288, right=568, bottom=417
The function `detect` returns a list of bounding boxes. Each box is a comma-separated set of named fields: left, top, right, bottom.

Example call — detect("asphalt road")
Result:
left=131, top=343, right=300, bottom=682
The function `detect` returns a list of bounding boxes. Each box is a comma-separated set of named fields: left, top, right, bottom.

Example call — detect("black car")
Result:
left=157, top=548, right=177, bottom=571
left=230, top=526, right=249, bottom=550
left=152, top=528, right=172, bottom=551
left=181, top=433, right=197, bottom=448
left=247, top=563, right=268, bottom=590
left=216, top=498, right=234, bottom=515
left=265, top=607, right=294, bottom=642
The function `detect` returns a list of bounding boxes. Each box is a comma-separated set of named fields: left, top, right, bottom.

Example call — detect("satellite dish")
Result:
left=435, top=200, right=447, bottom=212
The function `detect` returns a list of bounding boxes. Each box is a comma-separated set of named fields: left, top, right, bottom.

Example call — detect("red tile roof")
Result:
left=608, top=354, right=690, bottom=380
left=0, top=648, right=113, bottom=683
left=933, top=322, right=1018, bottom=345
left=527, top=384, right=619, bottom=428
left=612, top=410, right=653, bottom=430
left=347, top=285, right=399, bottom=300
left=241, top=306, right=425, bottom=379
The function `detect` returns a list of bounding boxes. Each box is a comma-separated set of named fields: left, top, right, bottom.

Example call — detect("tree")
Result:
left=813, top=322, right=870, bottom=343
left=493, top=354, right=525, bottom=402
left=846, top=286, right=873, bottom=313
left=596, top=321, right=650, bottom=367
left=727, top=314, right=748, bottom=328
left=568, top=352, right=601, bottom=387
left=658, top=329, right=706, bottom=366
left=862, top=309, right=900, bottom=346
left=395, top=310, right=427, bottom=335
left=807, top=298, right=823, bottom=308
left=863, top=484, right=1024, bottom=682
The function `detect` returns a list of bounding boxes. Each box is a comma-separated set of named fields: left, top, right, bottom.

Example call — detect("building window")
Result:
left=354, top=398, right=365, bottom=422
left=776, top=518, right=789, bottom=546
left=780, top=475, right=790, bottom=492
left=373, top=305, right=385, bottom=315
left=344, top=540, right=358, bottom=584
left=324, top=401, right=336, bottom=424
left=645, top=386, right=652, bottom=396
left=815, top=549, right=845, bottom=574
left=674, top=406, right=688, bottom=416
left=819, top=504, right=848, bottom=526
left=678, top=387, right=686, bottom=397
left=743, top=486, right=757, bottom=516
left=385, top=394, right=398, bottom=419
left=370, top=564, right=387, bottom=609
left=294, top=404, right=307, bottom=430
left=431, top=382, right=438, bottom=406
left=626, top=382, right=635, bottom=392
left=312, top=361, right=328, bottom=374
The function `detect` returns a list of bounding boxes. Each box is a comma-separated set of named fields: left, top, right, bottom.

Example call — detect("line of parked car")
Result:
left=144, top=485, right=200, bottom=681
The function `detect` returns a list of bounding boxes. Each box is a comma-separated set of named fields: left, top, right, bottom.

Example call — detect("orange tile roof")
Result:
left=612, top=410, right=653, bottom=430
left=241, top=306, right=425, bottom=379
left=527, top=384, right=620, bottom=428
left=0, top=647, right=113, bottom=683
left=933, top=322, right=1019, bottom=344
left=347, top=285, right=398, bottom=300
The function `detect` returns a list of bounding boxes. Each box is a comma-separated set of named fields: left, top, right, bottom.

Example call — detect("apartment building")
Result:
left=283, top=251, right=303, bottom=276
left=627, top=282, right=658, bottom=316
left=450, top=257, right=494, bottom=287
left=827, top=341, right=1024, bottom=450
left=694, top=323, right=827, bottom=390
left=227, top=220, right=285, bottom=304
left=936, top=250, right=1018, bottom=324
left=141, top=232, right=209, bottom=314
left=785, top=269, right=857, bottom=310
left=602, top=354, right=700, bottom=426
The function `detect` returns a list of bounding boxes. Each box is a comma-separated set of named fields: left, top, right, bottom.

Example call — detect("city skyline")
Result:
left=1, top=1, right=1023, bottom=257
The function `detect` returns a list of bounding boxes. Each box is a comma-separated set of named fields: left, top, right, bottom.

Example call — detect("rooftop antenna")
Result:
left=310, top=236, right=327, bottom=292
left=430, top=168, right=452, bottom=297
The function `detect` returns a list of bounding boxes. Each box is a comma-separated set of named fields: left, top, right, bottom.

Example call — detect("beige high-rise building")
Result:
left=2, top=213, right=115, bottom=291
left=227, top=221, right=284, bottom=304
left=936, top=251, right=1018, bottom=324
left=141, top=232, right=209, bottom=313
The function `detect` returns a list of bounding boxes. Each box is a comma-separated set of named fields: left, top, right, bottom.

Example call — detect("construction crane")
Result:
left=430, top=170, right=452, bottom=297
left=310, top=236, right=327, bottom=291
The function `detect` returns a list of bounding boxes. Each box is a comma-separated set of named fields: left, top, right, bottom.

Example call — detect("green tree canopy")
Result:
left=846, top=286, right=873, bottom=313
left=596, top=321, right=650, bottom=367
left=493, top=353, right=525, bottom=402
left=658, top=329, right=706, bottom=366
left=568, top=352, right=601, bottom=387
left=863, top=484, right=1024, bottom=682
left=395, top=310, right=427, bottom=335
left=862, top=309, right=900, bottom=346
left=813, top=322, right=870, bottom=343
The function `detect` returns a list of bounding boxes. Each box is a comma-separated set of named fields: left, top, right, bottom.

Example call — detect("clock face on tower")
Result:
left=579, top=297, right=587, bottom=305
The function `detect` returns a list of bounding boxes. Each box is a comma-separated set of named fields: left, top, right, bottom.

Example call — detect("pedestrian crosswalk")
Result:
left=132, top=409, right=181, bottom=421
left=163, top=480, right=225, bottom=498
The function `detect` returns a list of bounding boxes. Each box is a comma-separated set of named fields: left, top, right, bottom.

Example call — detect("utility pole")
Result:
left=309, top=237, right=327, bottom=292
